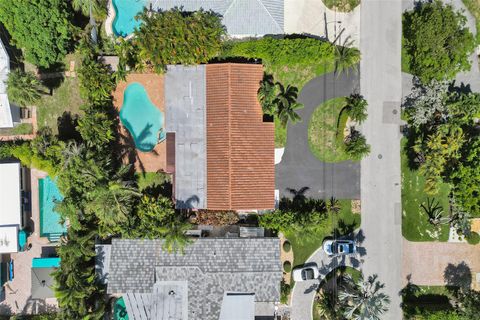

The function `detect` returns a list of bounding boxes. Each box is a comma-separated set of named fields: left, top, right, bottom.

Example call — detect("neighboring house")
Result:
left=0, top=162, right=26, bottom=253
left=151, top=0, right=284, bottom=37
left=165, top=63, right=275, bottom=211
left=0, top=38, right=17, bottom=129
left=97, top=238, right=282, bottom=320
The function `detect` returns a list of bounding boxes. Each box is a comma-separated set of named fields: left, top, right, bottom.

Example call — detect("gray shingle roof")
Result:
left=107, top=238, right=282, bottom=320
left=150, top=0, right=284, bottom=36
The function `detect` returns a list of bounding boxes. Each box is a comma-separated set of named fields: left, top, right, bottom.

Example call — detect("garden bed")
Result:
left=401, top=139, right=450, bottom=242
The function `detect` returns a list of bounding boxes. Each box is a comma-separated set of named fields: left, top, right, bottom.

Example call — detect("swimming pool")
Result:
left=112, top=0, right=147, bottom=37
left=119, top=82, right=165, bottom=152
left=39, top=176, right=66, bottom=242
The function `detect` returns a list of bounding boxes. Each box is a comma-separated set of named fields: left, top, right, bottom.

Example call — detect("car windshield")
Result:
left=302, top=269, right=314, bottom=280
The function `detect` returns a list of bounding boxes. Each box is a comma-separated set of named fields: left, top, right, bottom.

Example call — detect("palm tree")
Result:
left=6, top=69, right=43, bottom=107
left=344, top=129, right=371, bottom=160
left=160, top=217, right=192, bottom=254
left=421, top=198, right=446, bottom=226
left=327, top=197, right=341, bottom=214
left=71, top=0, right=107, bottom=19
left=275, top=83, right=303, bottom=127
left=335, top=38, right=360, bottom=76
left=257, top=74, right=277, bottom=115
left=346, top=94, right=368, bottom=124
left=339, top=273, right=391, bottom=320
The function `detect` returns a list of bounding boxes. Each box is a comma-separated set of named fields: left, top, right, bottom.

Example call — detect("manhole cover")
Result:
left=378, top=154, right=383, bottom=159
left=392, top=109, right=398, bottom=114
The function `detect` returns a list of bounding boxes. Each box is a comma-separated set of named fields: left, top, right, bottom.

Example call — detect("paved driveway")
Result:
left=359, top=0, right=403, bottom=319
left=403, top=239, right=480, bottom=288
left=275, top=70, right=361, bottom=200
left=290, top=232, right=365, bottom=320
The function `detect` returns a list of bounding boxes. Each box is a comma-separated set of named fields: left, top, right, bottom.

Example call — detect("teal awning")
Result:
left=32, top=257, right=60, bottom=269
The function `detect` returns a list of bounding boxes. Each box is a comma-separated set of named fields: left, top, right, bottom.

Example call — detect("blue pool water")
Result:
left=112, top=0, right=147, bottom=37
left=119, top=82, right=165, bottom=152
left=39, top=177, right=66, bottom=240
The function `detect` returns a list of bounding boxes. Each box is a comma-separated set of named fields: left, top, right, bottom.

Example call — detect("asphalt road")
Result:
left=275, top=70, right=361, bottom=200
left=359, top=0, right=403, bottom=319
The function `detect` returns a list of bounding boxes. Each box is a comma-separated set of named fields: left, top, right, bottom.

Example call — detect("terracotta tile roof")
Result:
left=206, top=64, right=274, bottom=210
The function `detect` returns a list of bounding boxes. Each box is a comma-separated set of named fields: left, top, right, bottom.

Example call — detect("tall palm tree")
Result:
left=6, top=69, right=43, bottom=107
left=327, top=197, right=341, bottom=214
left=160, top=217, right=192, bottom=254
left=275, top=83, right=303, bottom=127
left=346, top=94, right=368, bottom=124
left=71, top=0, right=107, bottom=19
left=339, top=274, right=391, bottom=320
left=257, top=74, right=277, bottom=115
left=335, top=38, right=360, bottom=76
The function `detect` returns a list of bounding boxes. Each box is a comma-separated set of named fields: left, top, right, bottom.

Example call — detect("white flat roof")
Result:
left=0, top=39, right=12, bottom=128
left=219, top=293, right=255, bottom=320
left=0, top=162, right=21, bottom=226
left=0, top=226, right=18, bottom=253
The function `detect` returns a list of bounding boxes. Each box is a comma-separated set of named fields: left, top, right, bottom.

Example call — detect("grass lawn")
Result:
left=275, top=117, right=287, bottom=148
left=401, top=35, right=411, bottom=74
left=36, top=53, right=84, bottom=132
left=308, top=97, right=351, bottom=163
left=284, top=200, right=361, bottom=268
left=0, top=123, right=33, bottom=136
left=323, top=0, right=360, bottom=11
left=401, top=139, right=451, bottom=242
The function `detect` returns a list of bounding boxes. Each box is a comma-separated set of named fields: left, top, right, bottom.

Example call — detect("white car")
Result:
left=323, top=240, right=356, bottom=256
left=292, top=265, right=319, bottom=282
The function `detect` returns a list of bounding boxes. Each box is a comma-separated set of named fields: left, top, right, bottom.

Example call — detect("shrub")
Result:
left=280, top=280, right=291, bottom=304
left=403, top=0, right=475, bottom=83
left=466, top=232, right=480, bottom=245
left=0, top=0, right=73, bottom=68
left=283, top=261, right=292, bottom=272
left=223, top=37, right=336, bottom=66
left=283, top=240, right=291, bottom=252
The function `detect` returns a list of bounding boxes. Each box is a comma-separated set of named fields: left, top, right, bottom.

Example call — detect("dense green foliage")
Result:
left=0, top=0, right=73, bottom=68
left=345, top=94, right=368, bottom=124
left=344, top=130, right=371, bottom=161
left=131, top=8, right=225, bottom=72
left=403, top=80, right=480, bottom=216
left=403, top=1, right=475, bottom=83
left=72, top=0, right=107, bottom=19
left=6, top=70, right=43, bottom=107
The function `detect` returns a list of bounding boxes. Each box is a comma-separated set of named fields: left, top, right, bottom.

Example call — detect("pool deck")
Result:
left=113, top=73, right=168, bottom=173
left=0, top=169, right=58, bottom=315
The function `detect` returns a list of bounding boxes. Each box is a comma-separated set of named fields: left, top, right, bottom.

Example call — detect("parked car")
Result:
left=323, top=240, right=356, bottom=256
left=292, top=265, right=319, bottom=282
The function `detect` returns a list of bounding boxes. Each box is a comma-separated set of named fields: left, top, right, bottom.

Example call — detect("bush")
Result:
left=283, top=261, right=292, bottom=272
left=403, top=0, right=475, bottom=83
left=466, top=232, right=480, bottom=245
left=280, top=280, right=291, bottom=304
left=223, top=37, right=336, bottom=66
left=283, top=240, right=291, bottom=252
left=0, top=0, right=73, bottom=68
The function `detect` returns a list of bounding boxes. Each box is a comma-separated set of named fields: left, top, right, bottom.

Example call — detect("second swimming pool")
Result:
left=112, top=0, right=147, bottom=37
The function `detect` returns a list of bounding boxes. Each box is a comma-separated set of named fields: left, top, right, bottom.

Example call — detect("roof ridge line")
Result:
left=255, top=0, right=283, bottom=31
left=227, top=64, right=232, bottom=210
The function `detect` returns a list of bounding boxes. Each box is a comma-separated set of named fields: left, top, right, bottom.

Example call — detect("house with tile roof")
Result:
left=164, top=63, right=275, bottom=211
left=97, top=238, right=282, bottom=320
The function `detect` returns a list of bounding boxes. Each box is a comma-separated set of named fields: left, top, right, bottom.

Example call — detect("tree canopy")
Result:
left=403, top=0, right=475, bottom=83
left=0, top=0, right=73, bottom=68
left=132, top=8, right=225, bottom=72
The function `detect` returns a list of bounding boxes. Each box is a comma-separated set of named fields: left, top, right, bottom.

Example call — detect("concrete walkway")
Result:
left=359, top=0, right=403, bottom=319
left=285, top=0, right=361, bottom=47
left=403, top=239, right=480, bottom=288
left=275, top=69, right=360, bottom=200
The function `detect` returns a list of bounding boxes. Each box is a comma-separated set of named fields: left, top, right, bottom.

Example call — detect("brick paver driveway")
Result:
left=403, top=239, right=480, bottom=287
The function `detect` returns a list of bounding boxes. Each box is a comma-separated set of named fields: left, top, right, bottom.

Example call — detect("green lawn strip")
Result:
left=0, top=123, right=33, bottom=136
left=285, top=200, right=361, bottom=268
left=401, top=34, right=411, bottom=74
left=323, top=0, right=360, bottom=12
left=274, top=117, right=287, bottom=148
left=308, top=97, right=351, bottom=163
left=401, top=139, right=451, bottom=242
